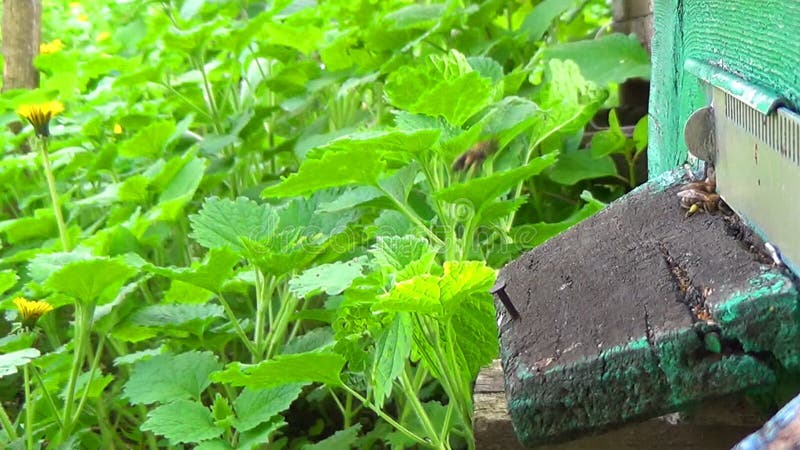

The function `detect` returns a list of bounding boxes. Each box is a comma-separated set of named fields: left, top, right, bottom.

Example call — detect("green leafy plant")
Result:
left=0, top=1, right=649, bottom=448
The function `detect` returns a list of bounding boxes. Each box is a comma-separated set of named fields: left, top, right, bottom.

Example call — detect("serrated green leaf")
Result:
left=307, top=129, right=441, bottom=162
left=317, top=187, right=383, bottom=213
left=519, top=0, right=573, bottom=41
left=146, top=247, right=240, bottom=293
left=371, top=314, right=411, bottom=408
left=262, top=147, right=385, bottom=198
left=45, top=257, right=136, bottom=305
left=141, top=399, right=223, bottom=444
left=385, top=50, right=494, bottom=126
left=533, top=59, right=607, bottom=140
left=237, top=417, right=287, bottom=450
left=124, top=351, right=221, bottom=405
left=283, top=327, right=335, bottom=354
left=435, top=152, right=558, bottom=213
left=0, top=269, right=18, bottom=295
left=189, top=197, right=278, bottom=255
left=478, top=96, right=541, bottom=149
left=374, top=275, right=441, bottom=315
left=377, top=162, right=420, bottom=207
left=468, top=56, right=503, bottom=83
left=0, top=348, right=40, bottom=378
left=233, top=383, right=305, bottom=432
left=302, top=424, right=362, bottom=450
left=369, top=235, right=434, bottom=272
left=212, top=393, right=235, bottom=429
left=589, top=110, right=628, bottom=158
left=163, top=280, right=216, bottom=304
left=211, top=352, right=345, bottom=388
left=128, top=304, right=224, bottom=330
left=27, top=249, right=95, bottom=283
left=119, top=120, right=176, bottom=159
left=452, top=290, right=498, bottom=379
left=548, top=151, right=617, bottom=185
left=289, top=259, right=365, bottom=298
left=544, top=33, right=651, bottom=85
left=439, top=261, right=496, bottom=310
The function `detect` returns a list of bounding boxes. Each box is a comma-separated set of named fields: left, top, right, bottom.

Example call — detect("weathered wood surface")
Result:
left=495, top=172, right=799, bottom=446
left=474, top=360, right=764, bottom=450
left=649, top=0, right=800, bottom=175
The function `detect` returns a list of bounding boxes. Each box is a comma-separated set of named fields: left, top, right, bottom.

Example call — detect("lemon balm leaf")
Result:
left=435, top=152, right=558, bottom=214
left=289, top=259, right=365, bottom=299
left=119, top=120, right=176, bottom=159
left=211, top=352, right=346, bottom=388
left=261, top=148, right=386, bottom=198
left=45, top=257, right=136, bottom=305
left=145, top=247, right=240, bottom=293
left=233, top=384, right=306, bottom=432
left=189, top=197, right=278, bottom=254
left=371, top=314, right=411, bottom=408
left=123, top=351, right=221, bottom=405
left=141, top=399, right=223, bottom=444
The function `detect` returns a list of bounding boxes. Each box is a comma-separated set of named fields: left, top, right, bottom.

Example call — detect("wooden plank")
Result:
left=474, top=360, right=763, bottom=450
left=495, top=172, right=800, bottom=446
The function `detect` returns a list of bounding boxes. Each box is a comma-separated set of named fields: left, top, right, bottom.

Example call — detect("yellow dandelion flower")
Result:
left=13, top=297, right=54, bottom=328
left=40, top=39, right=65, bottom=55
left=17, top=101, right=64, bottom=137
left=77, top=13, right=89, bottom=23
left=96, top=31, right=111, bottom=42
left=69, top=2, right=81, bottom=8
left=113, top=123, right=123, bottom=134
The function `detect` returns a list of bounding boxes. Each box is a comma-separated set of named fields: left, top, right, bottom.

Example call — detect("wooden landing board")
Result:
left=496, top=173, right=800, bottom=446
left=474, top=360, right=763, bottom=450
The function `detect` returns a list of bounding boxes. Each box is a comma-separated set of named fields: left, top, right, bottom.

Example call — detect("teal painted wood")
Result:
left=648, top=0, right=800, bottom=176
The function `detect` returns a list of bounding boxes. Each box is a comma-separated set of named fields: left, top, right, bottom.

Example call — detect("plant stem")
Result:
left=264, top=287, right=298, bottom=359
left=70, top=335, right=106, bottom=432
left=60, top=302, right=93, bottom=441
left=0, top=402, right=17, bottom=441
left=39, top=138, right=70, bottom=251
left=32, top=366, right=62, bottom=426
left=253, top=269, right=274, bottom=361
left=217, top=292, right=258, bottom=356
left=344, top=392, right=353, bottom=429
left=339, top=384, right=431, bottom=448
left=401, top=368, right=445, bottom=449
left=378, top=186, right=444, bottom=246
left=23, top=365, right=33, bottom=450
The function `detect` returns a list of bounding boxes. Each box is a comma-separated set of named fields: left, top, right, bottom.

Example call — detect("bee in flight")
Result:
left=452, top=140, right=498, bottom=172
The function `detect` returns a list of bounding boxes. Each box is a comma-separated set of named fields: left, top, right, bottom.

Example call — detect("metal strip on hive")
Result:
left=714, top=87, right=800, bottom=272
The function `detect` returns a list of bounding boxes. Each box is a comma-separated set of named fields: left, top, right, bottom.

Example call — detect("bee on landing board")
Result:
left=677, top=165, right=724, bottom=217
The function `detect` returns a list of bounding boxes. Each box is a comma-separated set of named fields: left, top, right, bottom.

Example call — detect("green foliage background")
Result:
left=0, top=0, right=649, bottom=448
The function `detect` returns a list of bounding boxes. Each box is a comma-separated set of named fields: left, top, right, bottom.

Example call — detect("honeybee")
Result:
left=677, top=165, right=721, bottom=217
left=452, top=140, right=498, bottom=172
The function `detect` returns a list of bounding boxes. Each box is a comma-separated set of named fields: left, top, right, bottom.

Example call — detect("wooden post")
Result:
left=2, top=0, right=42, bottom=92
left=612, top=0, right=653, bottom=125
